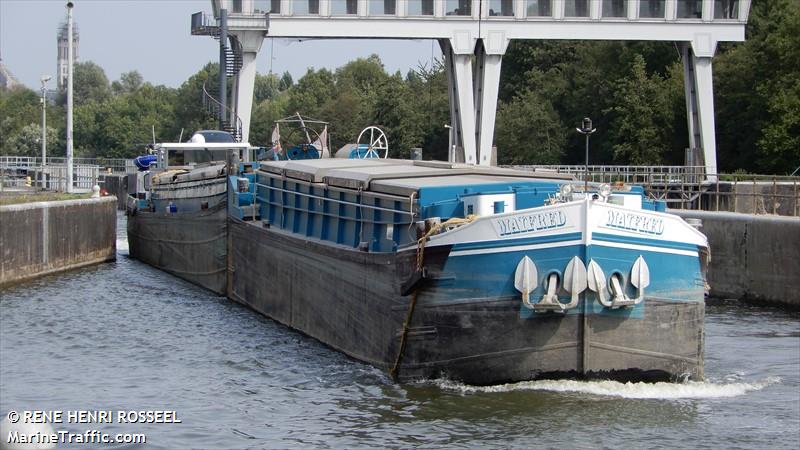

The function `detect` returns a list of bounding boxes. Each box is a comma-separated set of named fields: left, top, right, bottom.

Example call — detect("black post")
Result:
left=576, top=117, right=596, bottom=194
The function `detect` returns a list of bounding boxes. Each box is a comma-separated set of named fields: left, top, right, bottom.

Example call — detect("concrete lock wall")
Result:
left=672, top=210, right=800, bottom=307
left=0, top=197, right=117, bottom=287
left=698, top=182, right=799, bottom=216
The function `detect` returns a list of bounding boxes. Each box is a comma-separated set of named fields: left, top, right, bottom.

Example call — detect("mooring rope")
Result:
left=390, top=214, right=477, bottom=379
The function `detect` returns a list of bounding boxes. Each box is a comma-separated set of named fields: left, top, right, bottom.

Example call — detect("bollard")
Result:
left=91, top=185, right=101, bottom=198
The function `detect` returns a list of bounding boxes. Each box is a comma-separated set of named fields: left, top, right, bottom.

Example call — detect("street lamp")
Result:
left=444, top=124, right=453, bottom=162
left=40, top=75, right=51, bottom=190
left=576, top=117, right=596, bottom=194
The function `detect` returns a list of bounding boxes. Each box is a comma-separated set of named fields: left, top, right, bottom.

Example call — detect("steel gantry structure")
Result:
left=193, top=0, right=751, bottom=179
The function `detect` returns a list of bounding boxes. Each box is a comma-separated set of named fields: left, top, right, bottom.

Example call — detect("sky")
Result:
left=0, top=0, right=441, bottom=90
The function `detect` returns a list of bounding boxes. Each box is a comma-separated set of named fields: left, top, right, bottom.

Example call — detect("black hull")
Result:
left=229, top=219, right=704, bottom=385
left=127, top=201, right=228, bottom=295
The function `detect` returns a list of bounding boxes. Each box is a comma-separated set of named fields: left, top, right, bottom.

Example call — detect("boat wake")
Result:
left=431, top=376, right=781, bottom=399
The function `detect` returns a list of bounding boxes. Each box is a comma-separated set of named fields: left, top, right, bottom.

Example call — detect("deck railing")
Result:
left=509, top=165, right=800, bottom=217
left=0, top=156, right=128, bottom=173
left=0, top=156, right=104, bottom=192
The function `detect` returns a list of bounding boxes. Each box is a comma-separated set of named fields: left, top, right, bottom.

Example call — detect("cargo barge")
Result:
left=127, top=133, right=708, bottom=384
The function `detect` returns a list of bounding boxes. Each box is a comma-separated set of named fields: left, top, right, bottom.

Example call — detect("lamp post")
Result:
left=40, top=75, right=51, bottom=190
left=65, top=1, right=74, bottom=193
left=576, top=117, right=596, bottom=194
left=444, top=124, right=453, bottom=162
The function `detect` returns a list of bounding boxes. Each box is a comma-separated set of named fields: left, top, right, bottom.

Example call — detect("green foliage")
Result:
left=284, top=68, right=336, bottom=117
left=0, top=87, right=41, bottom=155
left=74, top=82, right=177, bottom=157
left=253, top=72, right=280, bottom=103
left=715, top=0, right=800, bottom=174
left=605, top=55, right=678, bottom=165
left=111, top=71, right=144, bottom=95
left=495, top=89, right=565, bottom=165
left=57, top=61, right=111, bottom=106
left=250, top=94, right=289, bottom=146
left=3, top=124, right=60, bottom=157
left=405, top=60, right=450, bottom=161
left=278, top=71, right=293, bottom=91
left=173, top=62, right=218, bottom=136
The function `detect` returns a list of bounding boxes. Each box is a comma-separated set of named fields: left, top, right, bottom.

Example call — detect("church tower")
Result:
left=57, top=18, right=79, bottom=90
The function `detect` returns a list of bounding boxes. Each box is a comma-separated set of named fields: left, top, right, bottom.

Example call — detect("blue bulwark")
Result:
left=417, top=181, right=562, bottom=221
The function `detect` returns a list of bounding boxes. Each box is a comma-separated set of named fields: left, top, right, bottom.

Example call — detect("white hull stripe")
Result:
left=448, top=240, right=698, bottom=258
left=449, top=240, right=584, bottom=257
left=591, top=241, right=699, bottom=257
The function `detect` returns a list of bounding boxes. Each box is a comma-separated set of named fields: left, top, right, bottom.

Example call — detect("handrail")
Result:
left=201, top=81, right=243, bottom=142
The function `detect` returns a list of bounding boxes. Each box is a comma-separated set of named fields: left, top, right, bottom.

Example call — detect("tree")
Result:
left=173, top=62, right=219, bottom=137
left=604, top=55, right=678, bottom=165
left=253, top=72, right=280, bottom=103
left=3, top=124, right=61, bottom=157
left=112, top=71, right=144, bottom=95
left=495, top=89, right=565, bottom=165
left=57, top=61, right=111, bottom=106
left=278, top=71, right=293, bottom=91
left=74, top=83, right=177, bottom=157
left=371, top=73, right=424, bottom=158
left=714, top=0, right=800, bottom=174
left=284, top=68, right=336, bottom=117
left=250, top=94, right=289, bottom=147
left=404, top=60, right=450, bottom=161
left=0, top=86, right=41, bottom=155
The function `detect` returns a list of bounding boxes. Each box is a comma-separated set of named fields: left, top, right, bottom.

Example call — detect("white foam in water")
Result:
left=116, top=238, right=129, bottom=254
left=433, top=376, right=781, bottom=400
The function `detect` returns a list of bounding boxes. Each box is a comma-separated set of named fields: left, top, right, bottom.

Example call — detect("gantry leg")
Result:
left=440, top=39, right=478, bottom=164
left=473, top=41, right=503, bottom=166
left=235, top=51, right=258, bottom=143
left=440, top=39, right=464, bottom=163
left=231, top=31, right=265, bottom=144
left=683, top=41, right=719, bottom=181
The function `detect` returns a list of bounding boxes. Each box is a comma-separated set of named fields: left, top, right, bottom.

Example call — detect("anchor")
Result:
left=516, top=256, right=586, bottom=312
left=534, top=256, right=587, bottom=312
left=587, top=256, right=650, bottom=308
left=630, top=255, right=650, bottom=304
left=514, top=256, right=538, bottom=309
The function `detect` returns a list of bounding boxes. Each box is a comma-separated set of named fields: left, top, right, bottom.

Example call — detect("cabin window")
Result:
left=677, top=0, right=702, bottom=18
left=564, top=0, right=589, bottom=17
left=446, top=0, right=471, bottom=16
left=370, top=0, right=396, bottom=15
left=526, top=0, right=552, bottom=17
left=489, top=0, right=514, bottom=16
left=166, top=149, right=235, bottom=166
left=714, top=0, right=739, bottom=19
left=331, top=0, right=358, bottom=15
left=295, top=0, right=320, bottom=15
left=639, top=0, right=665, bottom=18
left=253, top=0, right=270, bottom=13
left=408, top=0, right=434, bottom=15
left=602, top=0, right=626, bottom=17
left=168, top=150, right=185, bottom=166
left=232, top=0, right=243, bottom=13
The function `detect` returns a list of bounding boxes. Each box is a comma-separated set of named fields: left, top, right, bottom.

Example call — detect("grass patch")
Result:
left=0, top=192, right=91, bottom=206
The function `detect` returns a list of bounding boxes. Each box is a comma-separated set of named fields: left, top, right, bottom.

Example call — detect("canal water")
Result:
left=1, top=213, right=798, bottom=449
